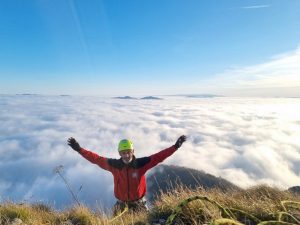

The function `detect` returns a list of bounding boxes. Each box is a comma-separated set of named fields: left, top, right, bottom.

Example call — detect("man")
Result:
left=67, top=135, right=186, bottom=214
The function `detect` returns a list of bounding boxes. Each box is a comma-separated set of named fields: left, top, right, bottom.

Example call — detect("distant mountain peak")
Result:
left=140, top=96, right=163, bottom=100
left=113, top=96, right=137, bottom=99
left=113, top=96, right=163, bottom=100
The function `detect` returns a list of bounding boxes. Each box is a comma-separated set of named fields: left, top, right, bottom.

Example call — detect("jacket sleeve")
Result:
left=141, top=145, right=177, bottom=173
left=78, top=148, right=112, bottom=172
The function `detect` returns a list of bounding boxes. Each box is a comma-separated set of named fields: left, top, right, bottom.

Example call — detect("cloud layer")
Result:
left=0, top=95, right=300, bottom=209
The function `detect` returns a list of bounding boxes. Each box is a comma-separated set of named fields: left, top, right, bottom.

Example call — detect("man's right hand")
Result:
left=68, top=137, right=81, bottom=152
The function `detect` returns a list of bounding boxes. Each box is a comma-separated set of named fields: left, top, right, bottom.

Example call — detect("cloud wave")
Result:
left=0, top=95, right=300, bottom=209
left=195, top=47, right=300, bottom=97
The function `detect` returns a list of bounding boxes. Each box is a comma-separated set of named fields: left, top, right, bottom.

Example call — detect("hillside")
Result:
left=0, top=165, right=299, bottom=225
left=0, top=185, right=299, bottom=225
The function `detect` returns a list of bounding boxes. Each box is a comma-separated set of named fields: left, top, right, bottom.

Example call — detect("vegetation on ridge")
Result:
left=0, top=185, right=299, bottom=225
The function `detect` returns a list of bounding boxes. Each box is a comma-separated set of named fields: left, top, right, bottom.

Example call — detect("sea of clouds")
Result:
left=0, top=95, right=300, bottom=210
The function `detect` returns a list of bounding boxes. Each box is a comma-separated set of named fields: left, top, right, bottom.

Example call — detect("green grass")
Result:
left=0, top=185, right=299, bottom=225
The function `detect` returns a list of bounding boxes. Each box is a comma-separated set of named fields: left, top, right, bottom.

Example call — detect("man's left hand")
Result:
left=174, top=135, right=186, bottom=149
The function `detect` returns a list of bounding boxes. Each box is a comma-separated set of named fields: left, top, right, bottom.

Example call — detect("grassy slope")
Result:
left=0, top=185, right=299, bottom=225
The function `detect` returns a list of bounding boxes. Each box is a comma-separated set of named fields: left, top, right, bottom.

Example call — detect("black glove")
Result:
left=174, top=135, right=186, bottom=149
left=67, top=137, right=81, bottom=152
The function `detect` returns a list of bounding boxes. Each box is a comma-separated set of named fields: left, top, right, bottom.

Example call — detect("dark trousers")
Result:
left=113, top=198, right=148, bottom=215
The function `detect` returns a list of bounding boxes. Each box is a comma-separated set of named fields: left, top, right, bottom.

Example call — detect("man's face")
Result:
left=119, top=149, right=134, bottom=164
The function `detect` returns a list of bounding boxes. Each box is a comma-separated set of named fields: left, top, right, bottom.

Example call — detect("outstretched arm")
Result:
left=142, top=135, right=186, bottom=173
left=67, top=137, right=112, bottom=171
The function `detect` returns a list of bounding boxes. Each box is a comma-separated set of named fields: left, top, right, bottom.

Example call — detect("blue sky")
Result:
left=1, top=0, right=300, bottom=96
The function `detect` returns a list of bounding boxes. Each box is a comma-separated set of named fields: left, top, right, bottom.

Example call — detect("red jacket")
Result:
left=78, top=145, right=177, bottom=202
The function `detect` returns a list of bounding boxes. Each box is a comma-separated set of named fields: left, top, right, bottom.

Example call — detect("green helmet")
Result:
left=118, top=139, right=134, bottom=152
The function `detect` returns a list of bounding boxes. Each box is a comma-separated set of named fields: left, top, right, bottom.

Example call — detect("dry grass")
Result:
left=149, top=185, right=300, bottom=224
left=0, top=185, right=299, bottom=225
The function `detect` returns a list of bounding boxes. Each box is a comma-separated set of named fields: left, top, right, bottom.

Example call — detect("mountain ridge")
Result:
left=147, top=164, right=240, bottom=202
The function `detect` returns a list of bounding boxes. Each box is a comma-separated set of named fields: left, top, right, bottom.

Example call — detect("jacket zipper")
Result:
left=126, top=167, right=130, bottom=201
